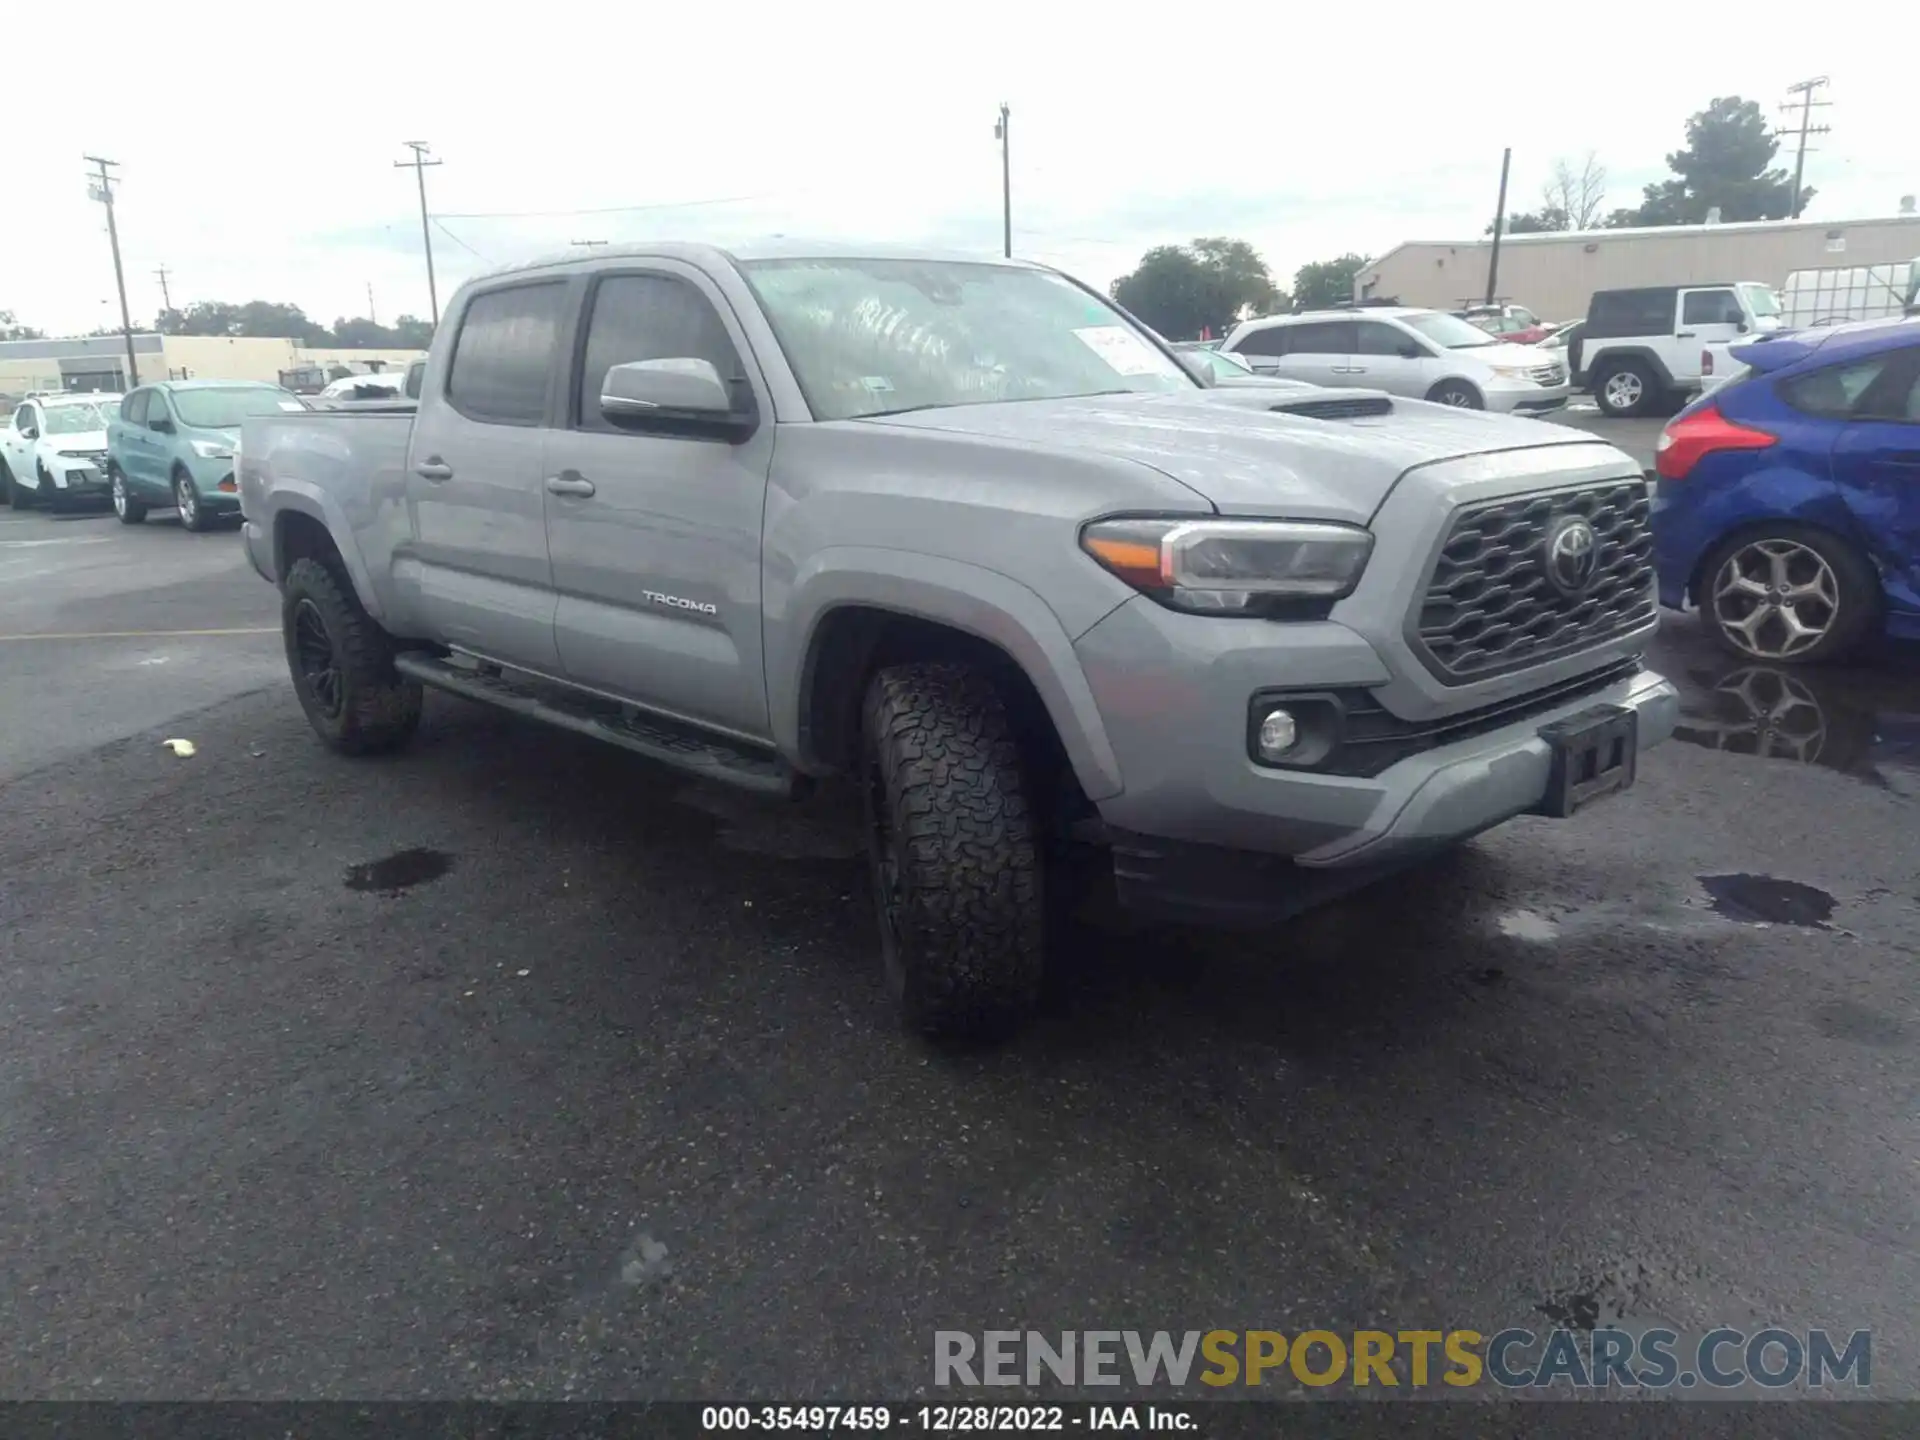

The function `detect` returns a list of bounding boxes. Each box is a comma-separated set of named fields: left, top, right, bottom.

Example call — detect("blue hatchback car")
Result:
left=1651, top=317, right=1920, bottom=664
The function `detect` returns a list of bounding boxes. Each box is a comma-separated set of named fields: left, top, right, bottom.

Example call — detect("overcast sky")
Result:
left=5, top=4, right=1913, bottom=337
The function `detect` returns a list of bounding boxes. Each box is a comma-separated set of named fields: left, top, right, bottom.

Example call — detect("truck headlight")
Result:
left=1080, top=517, right=1373, bottom=615
left=191, top=439, right=234, bottom=459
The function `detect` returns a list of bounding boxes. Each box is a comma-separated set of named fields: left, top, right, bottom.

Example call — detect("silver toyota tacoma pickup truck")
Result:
left=238, top=242, right=1677, bottom=1037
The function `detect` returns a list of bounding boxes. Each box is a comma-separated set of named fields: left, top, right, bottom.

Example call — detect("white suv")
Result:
left=1, top=392, right=123, bottom=510
left=1220, top=308, right=1570, bottom=414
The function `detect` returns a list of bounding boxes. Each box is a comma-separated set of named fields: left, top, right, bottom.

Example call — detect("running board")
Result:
left=393, top=653, right=802, bottom=797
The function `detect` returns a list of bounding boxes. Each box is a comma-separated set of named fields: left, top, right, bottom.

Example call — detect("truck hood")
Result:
left=859, top=389, right=1613, bottom=521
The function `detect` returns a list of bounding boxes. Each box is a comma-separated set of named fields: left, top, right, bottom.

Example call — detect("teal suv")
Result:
left=107, top=381, right=308, bottom=531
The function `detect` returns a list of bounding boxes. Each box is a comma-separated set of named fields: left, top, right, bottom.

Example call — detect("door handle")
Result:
left=414, top=457, right=453, bottom=482
left=1333, top=366, right=1365, bottom=374
left=546, top=474, right=596, bottom=497
left=1676, top=330, right=1697, bottom=338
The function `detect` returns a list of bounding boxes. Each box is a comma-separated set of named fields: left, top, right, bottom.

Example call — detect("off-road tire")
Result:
left=1593, top=359, right=1656, bottom=418
left=281, top=557, right=423, bottom=755
left=860, top=662, right=1046, bottom=1039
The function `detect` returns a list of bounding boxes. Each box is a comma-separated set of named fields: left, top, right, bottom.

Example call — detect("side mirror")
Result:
left=1397, top=343, right=1425, bottom=360
left=149, top=418, right=175, bottom=434
left=1174, top=351, right=1217, bottom=387
left=1735, top=320, right=1750, bottom=333
left=19, top=425, right=37, bottom=440
left=600, top=358, right=748, bottom=437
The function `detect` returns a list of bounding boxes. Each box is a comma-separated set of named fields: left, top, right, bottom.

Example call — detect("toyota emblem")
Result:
left=1544, top=517, right=1599, bottom=594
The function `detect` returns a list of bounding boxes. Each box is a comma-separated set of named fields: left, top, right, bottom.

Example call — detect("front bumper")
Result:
left=1484, top=379, right=1573, bottom=415
left=45, top=462, right=110, bottom=500
left=184, top=454, right=243, bottom=511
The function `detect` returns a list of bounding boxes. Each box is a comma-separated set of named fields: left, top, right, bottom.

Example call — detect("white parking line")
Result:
left=0, top=626, right=278, bottom=642
left=0, top=536, right=114, bottom=548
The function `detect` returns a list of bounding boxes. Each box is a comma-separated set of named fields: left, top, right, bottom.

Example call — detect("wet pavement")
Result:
left=2, top=487, right=1919, bottom=1408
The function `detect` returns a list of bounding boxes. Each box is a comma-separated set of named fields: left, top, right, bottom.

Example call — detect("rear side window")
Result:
left=1232, top=325, right=1293, bottom=358
left=1284, top=321, right=1357, bottom=355
left=574, top=274, right=745, bottom=430
left=1589, top=289, right=1676, bottom=337
left=445, top=282, right=567, bottom=425
left=1777, top=357, right=1895, bottom=418
left=123, top=390, right=150, bottom=426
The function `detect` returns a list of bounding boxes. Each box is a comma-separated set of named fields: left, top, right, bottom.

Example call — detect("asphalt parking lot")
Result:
left=2, top=411, right=1916, bottom=1414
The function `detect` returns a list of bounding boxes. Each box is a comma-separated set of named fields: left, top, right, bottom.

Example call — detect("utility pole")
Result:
left=994, top=103, right=1011, bottom=258
left=395, top=141, right=443, bottom=325
left=84, top=156, right=139, bottom=388
left=1485, top=147, right=1512, bottom=306
left=154, top=264, right=173, bottom=312
left=1778, top=77, right=1831, bottom=219
left=367, top=281, right=377, bottom=324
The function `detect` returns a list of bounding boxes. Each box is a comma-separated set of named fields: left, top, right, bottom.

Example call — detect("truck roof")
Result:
left=471, top=239, right=1050, bottom=287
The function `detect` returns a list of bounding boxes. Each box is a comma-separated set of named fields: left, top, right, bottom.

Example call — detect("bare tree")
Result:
left=1543, top=152, right=1608, bottom=231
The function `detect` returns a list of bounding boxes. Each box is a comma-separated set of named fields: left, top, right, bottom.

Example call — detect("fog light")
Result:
left=1256, top=707, right=1299, bottom=760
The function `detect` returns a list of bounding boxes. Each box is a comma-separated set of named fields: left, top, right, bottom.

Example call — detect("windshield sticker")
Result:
left=1072, top=325, right=1164, bottom=376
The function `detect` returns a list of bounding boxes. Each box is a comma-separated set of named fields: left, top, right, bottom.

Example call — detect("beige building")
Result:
left=0, top=333, right=426, bottom=401
left=1354, top=214, right=1920, bottom=323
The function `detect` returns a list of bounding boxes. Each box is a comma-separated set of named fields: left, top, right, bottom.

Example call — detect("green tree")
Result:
left=1290, top=253, right=1371, bottom=310
left=1615, top=97, right=1808, bottom=226
left=1110, top=238, right=1281, bottom=340
left=330, top=317, right=399, bottom=348
left=0, top=309, right=45, bottom=340
left=1489, top=206, right=1569, bottom=236
left=390, top=315, right=434, bottom=349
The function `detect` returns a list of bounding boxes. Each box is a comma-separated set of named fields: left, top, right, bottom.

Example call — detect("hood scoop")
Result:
left=1270, top=394, right=1394, bottom=420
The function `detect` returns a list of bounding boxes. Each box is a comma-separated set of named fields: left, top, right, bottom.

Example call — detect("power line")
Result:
left=83, top=156, right=139, bottom=388
left=395, top=141, right=444, bottom=325
left=1777, top=77, right=1832, bottom=220
left=430, top=218, right=493, bottom=265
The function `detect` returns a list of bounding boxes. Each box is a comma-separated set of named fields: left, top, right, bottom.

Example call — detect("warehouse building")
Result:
left=0, top=334, right=425, bottom=403
left=1354, top=212, right=1920, bottom=323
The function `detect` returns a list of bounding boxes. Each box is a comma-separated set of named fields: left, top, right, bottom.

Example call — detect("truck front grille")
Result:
left=1412, top=480, right=1655, bottom=684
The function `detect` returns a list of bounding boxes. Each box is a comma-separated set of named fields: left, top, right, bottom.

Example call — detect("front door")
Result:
left=1342, top=319, right=1433, bottom=398
left=1, top=403, right=37, bottom=487
left=402, top=278, right=569, bottom=673
left=544, top=265, right=775, bottom=740
left=1676, top=287, right=1748, bottom=385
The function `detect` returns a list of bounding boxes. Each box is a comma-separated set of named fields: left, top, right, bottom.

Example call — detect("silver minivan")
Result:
left=1221, top=307, right=1571, bottom=414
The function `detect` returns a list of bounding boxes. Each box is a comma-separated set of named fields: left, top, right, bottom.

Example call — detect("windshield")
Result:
left=42, top=403, right=112, bottom=434
left=1205, top=349, right=1254, bottom=377
left=1403, top=312, right=1500, bottom=349
left=172, top=386, right=307, bottom=429
left=740, top=258, right=1194, bottom=420
left=1741, top=284, right=1782, bottom=317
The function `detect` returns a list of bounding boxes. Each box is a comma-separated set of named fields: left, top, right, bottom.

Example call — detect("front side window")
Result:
left=445, top=282, right=567, bottom=425
left=1355, top=322, right=1419, bottom=356
left=123, top=390, right=150, bottom=426
left=1740, top=284, right=1782, bottom=318
left=576, top=274, right=746, bottom=430
left=11, top=404, right=33, bottom=433
left=740, top=258, right=1193, bottom=421
left=1683, top=290, right=1745, bottom=326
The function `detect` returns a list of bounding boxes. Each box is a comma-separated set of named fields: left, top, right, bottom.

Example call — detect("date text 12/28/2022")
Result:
left=700, top=1406, right=1198, bottom=1432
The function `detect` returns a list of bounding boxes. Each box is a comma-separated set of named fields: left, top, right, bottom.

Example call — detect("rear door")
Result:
left=544, top=263, right=776, bottom=739
left=1343, top=319, right=1432, bottom=397
left=1677, top=287, right=1748, bottom=384
left=403, top=278, right=569, bottom=673
left=1264, top=320, right=1358, bottom=386
left=1828, top=344, right=1920, bottom=604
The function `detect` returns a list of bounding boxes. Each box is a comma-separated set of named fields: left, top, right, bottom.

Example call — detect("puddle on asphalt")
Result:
left=345, top=847, right=454, bottom=895
left=1697, top=873, right=1836, bottom=928
left=1668, top=654, right=1920, bottom=794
